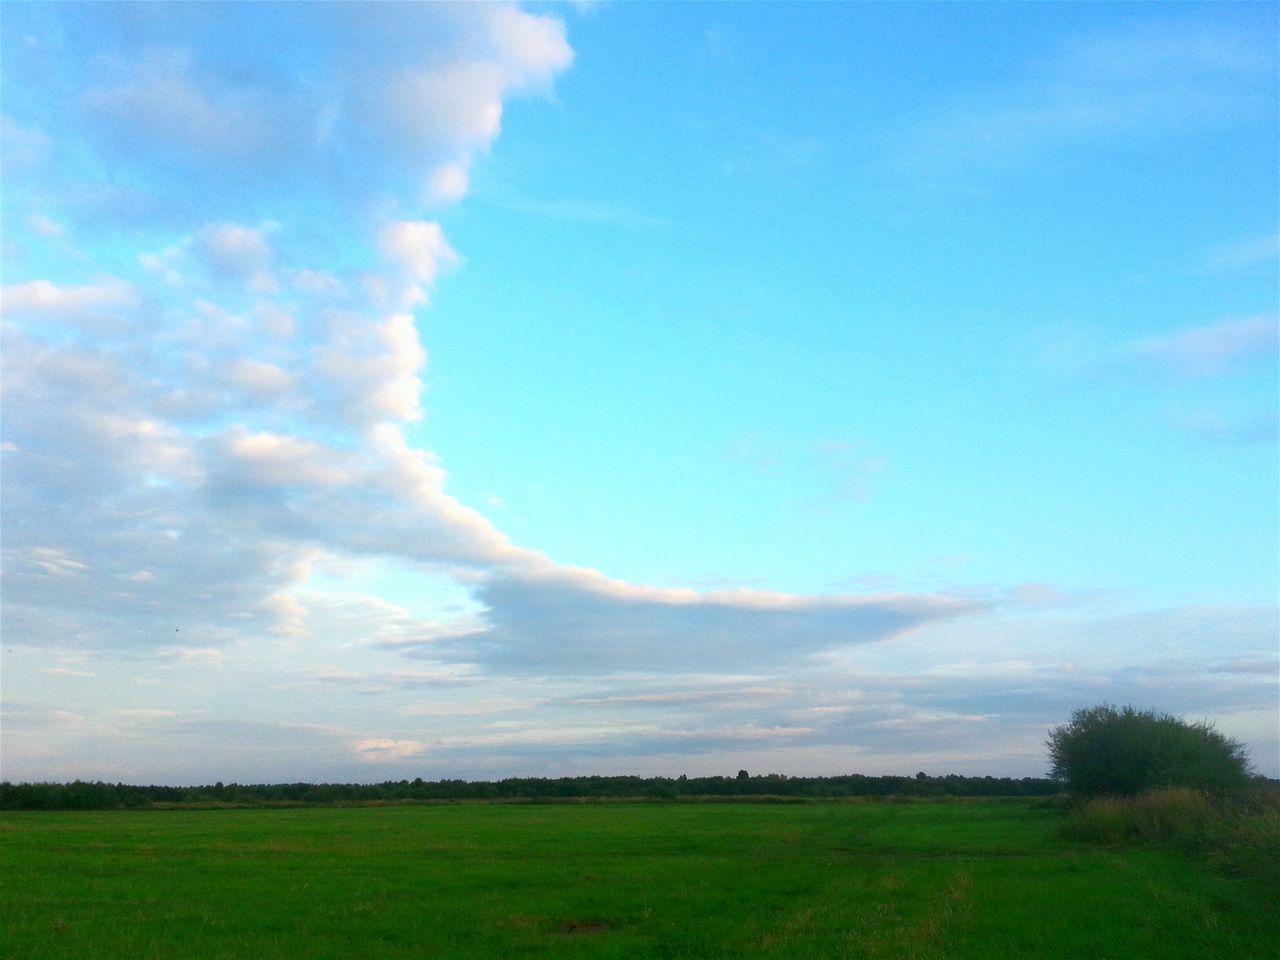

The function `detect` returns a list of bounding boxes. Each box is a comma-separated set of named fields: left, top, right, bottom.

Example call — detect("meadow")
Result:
left=2, top=799, right=1276, bottom=960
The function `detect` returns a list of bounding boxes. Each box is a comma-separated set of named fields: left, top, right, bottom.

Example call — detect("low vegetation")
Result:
left=3, top=800, right=1277, bottom=959
left=1062, top=784, right=1280, bottom=891
left=1046, top=703, right=1277, bottom=894
left=0, top=771, right=1058, bottom=810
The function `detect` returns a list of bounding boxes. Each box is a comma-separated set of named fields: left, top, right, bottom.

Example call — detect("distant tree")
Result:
left=1047, top=704, right=1252, bottom=796
left=737, top=769, right=749, bottom=780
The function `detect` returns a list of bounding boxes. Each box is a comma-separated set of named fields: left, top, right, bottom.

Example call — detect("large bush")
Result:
left=1047, top=704, right=1252, bottom=796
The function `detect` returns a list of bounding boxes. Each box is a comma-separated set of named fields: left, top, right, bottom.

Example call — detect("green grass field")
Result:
left=2, top=800, right=1275, bottom=959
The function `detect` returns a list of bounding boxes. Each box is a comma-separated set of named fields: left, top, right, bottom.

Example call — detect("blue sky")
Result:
left=2, top=2, right=1276, bottom=784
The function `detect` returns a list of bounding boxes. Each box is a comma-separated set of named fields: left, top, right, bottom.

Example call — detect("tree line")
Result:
left=5, top=705, right=1263, bottom=811
left=0, top=771, right=1060, bottom=810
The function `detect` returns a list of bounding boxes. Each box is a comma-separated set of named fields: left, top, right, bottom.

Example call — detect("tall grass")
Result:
left=1063, top=783, right=1280, bottom=890
left=1063, top=787, right=1214, bottom=845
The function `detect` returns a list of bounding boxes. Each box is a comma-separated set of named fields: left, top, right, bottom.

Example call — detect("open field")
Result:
left=2, top=800, right=1276, bottom=959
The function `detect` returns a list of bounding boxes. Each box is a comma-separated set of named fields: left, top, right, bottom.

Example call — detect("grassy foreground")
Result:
left=2, top=800, right=1276, bottom=959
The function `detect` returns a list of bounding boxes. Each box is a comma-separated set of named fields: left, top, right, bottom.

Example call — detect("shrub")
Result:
left=1047, top=704, right=1252, bottom=796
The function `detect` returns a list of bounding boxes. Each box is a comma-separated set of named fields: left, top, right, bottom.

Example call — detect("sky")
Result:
left=1, top=1, right=1277, bottom=785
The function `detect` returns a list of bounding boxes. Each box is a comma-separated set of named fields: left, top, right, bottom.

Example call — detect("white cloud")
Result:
left=139, top=246, right=187, bottom=286
left=376, top=220, right=459, bottom=309
left=383, top=61, right=508, bottom=153
left=194, top=223, right=278, bottom=292
left=293, top=270, right=344, bottom=296
left=117, top=709, right=180, bottom=720
left=66, top=4, right=573, bottom=216
left=312, top=312, right=428, bottom=424
left=417, top=565, right=978, bottom=674
left=427, top=163, right=471, bottom=204
left=354, top=738, right=428, bottom=761
left=19, top=547, right=90, bottom=578
left=220, top=359, right=296, bottom=401
left=366, top=7, right=571, bottom=192
left=488, top=5, right=575, bottom=85
left=1, top=322, right=301, bottom=647
left=564, top=681, right=794, bottom=710
left=260, top=589, right=309, bottom=638
left=137, top=223, right=282, bottom=296
left=83, top=48, right=288, bottom=164
left=220, top=429, right=352, bottom=489
left=1, top=278, right=139, bottom=321
left=159, top=646, right=227, bottom=666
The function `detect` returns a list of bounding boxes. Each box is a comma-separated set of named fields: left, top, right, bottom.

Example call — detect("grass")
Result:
left=2, top=799, right=1276, bottom=959
left=1063, top=787, right=1219, bottom=845
left=1062, top=785, right=1280, bottom=891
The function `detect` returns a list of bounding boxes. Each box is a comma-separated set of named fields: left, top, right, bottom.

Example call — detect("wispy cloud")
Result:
left=306, top=665, right=477, bottom=695
left=0, top=114, right=50, bottom=173
left=1202, top=231, right=1280, bottom=273
left=3, top=601, right=1274, bottom=781
left=354, top=738, right=429, bottom=761
left=727, top=435, right=887, bottom=509
left=1128, top=315, right=1277, bottom=379
left=159, top=647, right=227, bottom=667
left=1031, top=313, right=1277, bottom=446
left=898, top=20, right=1275, bottom=178
left=1175, top=411, right=1279, bottom=447
left=483, top=196, right=669, bottom=228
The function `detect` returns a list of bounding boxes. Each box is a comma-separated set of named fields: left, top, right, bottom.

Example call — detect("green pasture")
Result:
left=2, top=800, right=1275, bottom=959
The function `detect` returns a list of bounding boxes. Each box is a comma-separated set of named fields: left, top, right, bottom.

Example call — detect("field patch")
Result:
left=1, top=800, right=1275, bottom=959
